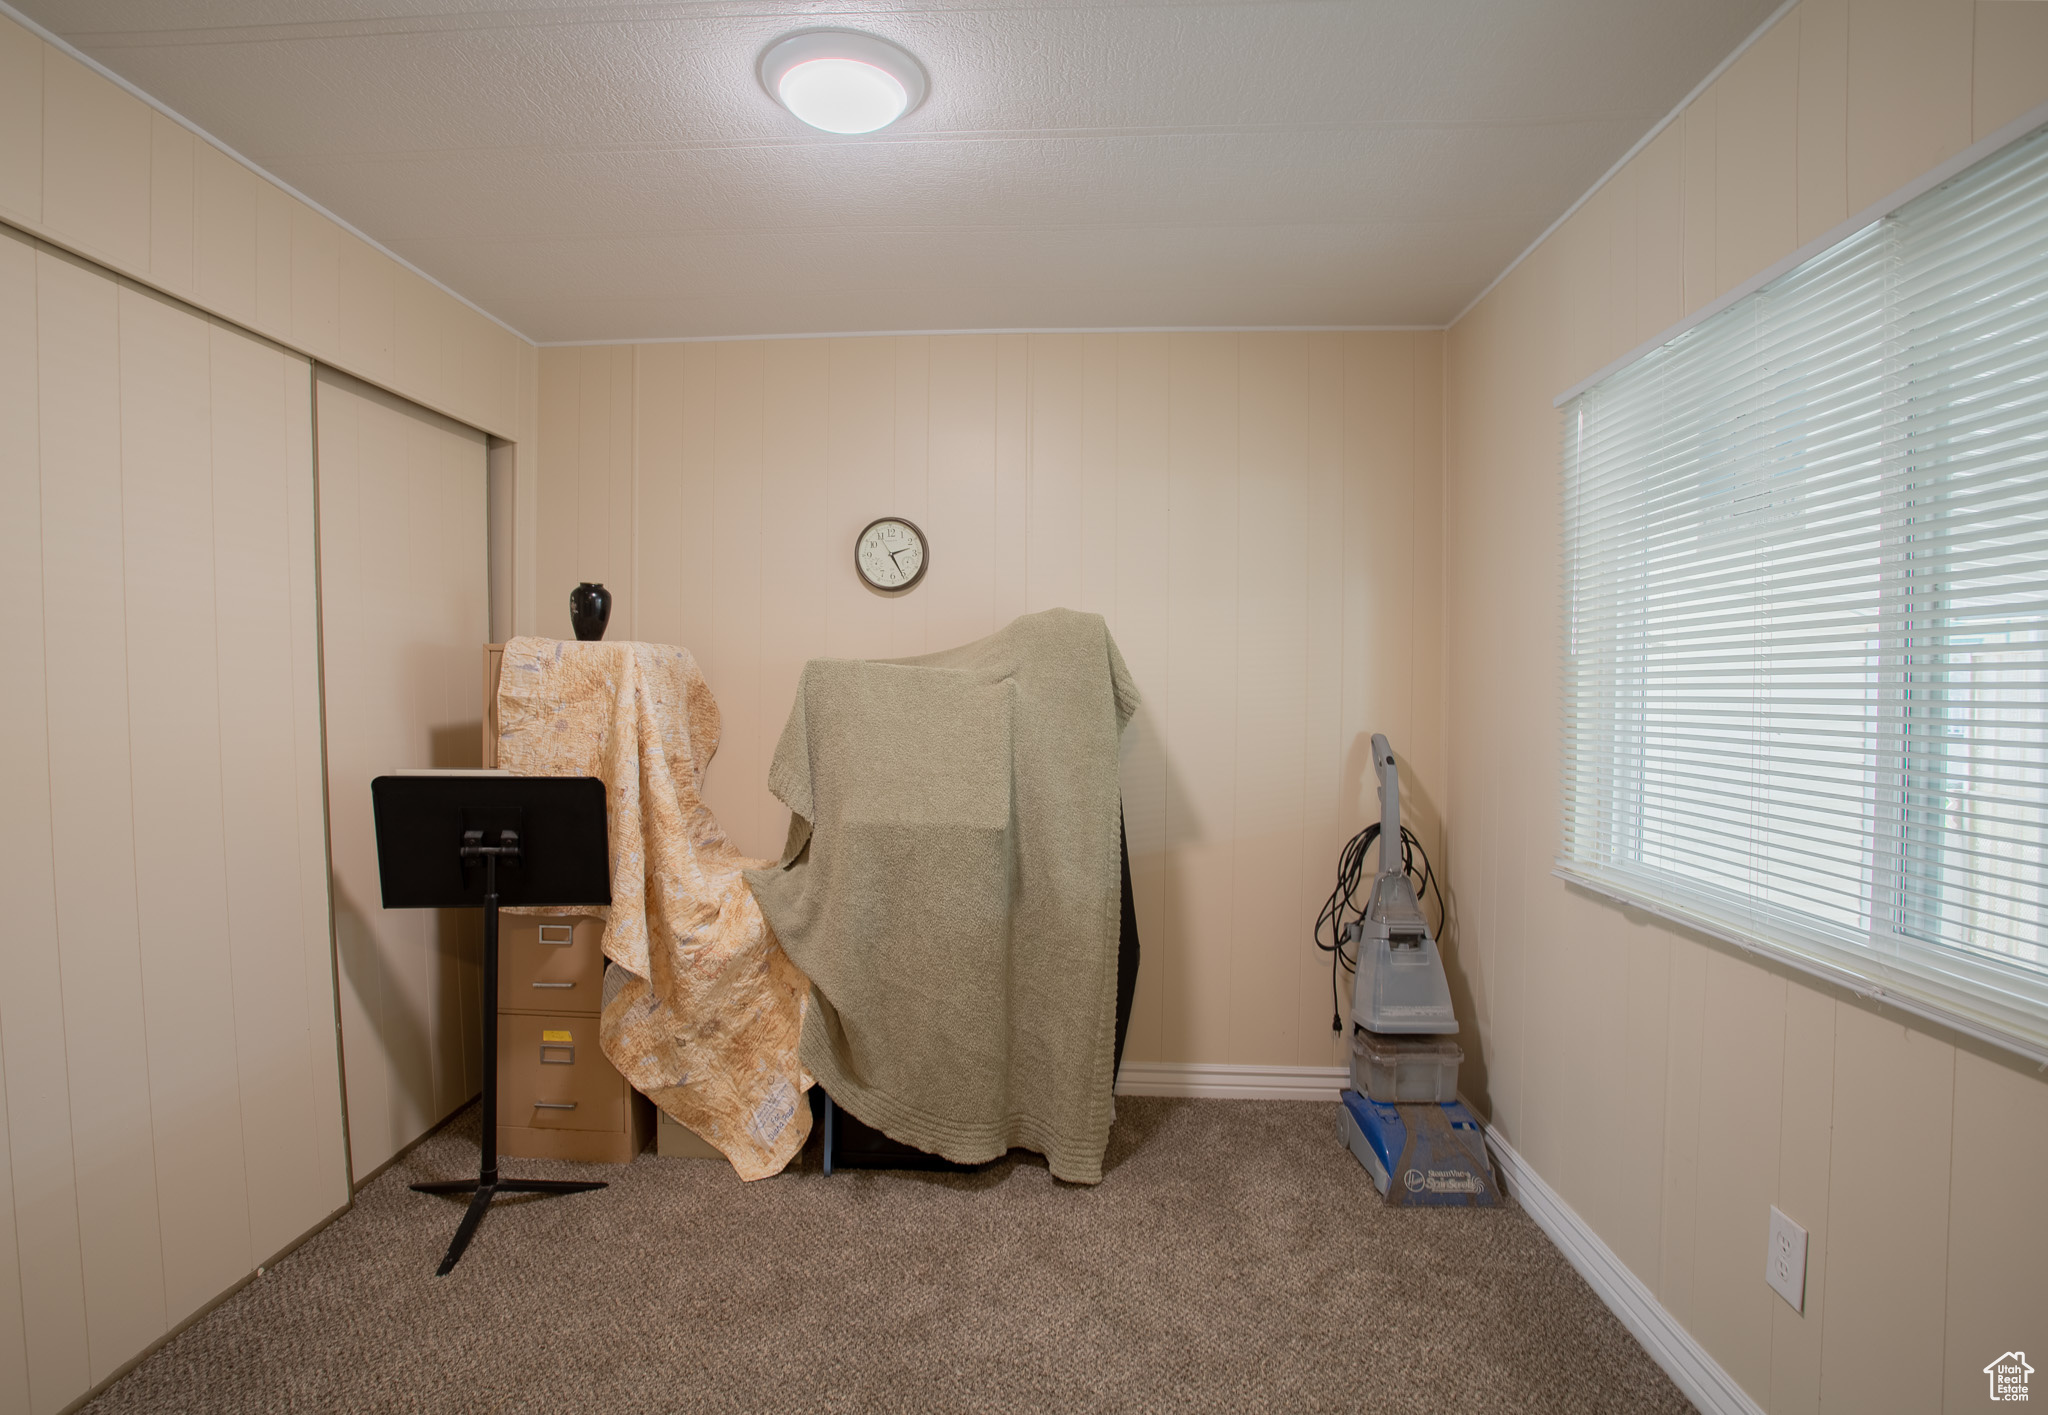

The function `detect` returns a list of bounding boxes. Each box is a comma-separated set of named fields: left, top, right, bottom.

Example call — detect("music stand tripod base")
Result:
left=371, top=774, right=614, bottom=1275
left=409, top=1174, right=607, bottom=1277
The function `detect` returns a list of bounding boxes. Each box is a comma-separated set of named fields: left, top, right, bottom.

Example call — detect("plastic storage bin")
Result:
left=1350, top=1030, right=1463, bottom=1104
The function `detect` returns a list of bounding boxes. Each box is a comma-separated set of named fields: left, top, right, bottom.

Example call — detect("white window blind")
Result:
left=1560, top=123, right=2048, bottom=1060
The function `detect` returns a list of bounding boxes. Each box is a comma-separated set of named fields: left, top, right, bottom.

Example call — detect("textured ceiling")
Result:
left=17, top=1, right=1779, bottom=342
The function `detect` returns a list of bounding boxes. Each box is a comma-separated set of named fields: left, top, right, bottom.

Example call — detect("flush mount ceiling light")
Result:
left=759, top=30, right=927, bottom=135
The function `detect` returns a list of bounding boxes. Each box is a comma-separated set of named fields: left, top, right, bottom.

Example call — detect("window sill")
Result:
left=1552, top=863, right=2048, bottom=1069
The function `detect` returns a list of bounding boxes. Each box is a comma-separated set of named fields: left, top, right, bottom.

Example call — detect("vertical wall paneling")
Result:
left=1076, top=336, right=1117, bottom=627
left=575, top=346, right=617, bottom=610
left=1552, top=890, right=1631, bottom=1240
left=314, top=375, right=386, bottom=1168
left=212, top=331, right=341, bottom=1256
left=1714, top=15, right=1801, bottom=297
left=194, top=142, right=259, bottom=328
left=993, top=334, right=1031, bottom=627
left=754, top=337, right=831, bottom=830
left=1818, top=1006, right=1954, bottom=1413
left=2, top=13, right=528, bottom=441
left=116, top=283, right=252, bottom=1324
left=1228, top=335, right=1309, bottom=1064
left=1656, top=939, right=1709, bottom=1324
left=2, top=236, right=345, bottom=1414
left=1347, top=332, right=1425, bottom=1050
left=1446, top=8, right=2048, bottom=1410
left=337, top=244, right=396, bottom=385
left=1610, top=920, right=1671, bottom=1282
left=283, top=357, right=350, bottom=1202
left=392, top=276, right=439, bottom=413
left=1546, top=201, right=1600, bottom=395
left=39, top=49, right=150, bottom=276
left=1797, top=0, right=1852, bottom=244
left=923, top=336, right=1001, bottom=671
left=0, top=1037, right=24, bottom=1413
left=316, top=369, right=490, bottom=1182
left=1973, top=0, right=2048, bottom=138
left=1406, top=335, right=1447, bottom=845
left=1297, top=333, right=1349, bottom=1069
left=1025, top=334, right=1086, bottom=620
left=605, top=346, right=635, bottom=638
left=38, top=247, right=169, bottom=1384
left=1688, top=952, right=1789, bottom=1404
left=1682, top=90, right=1719, bottom=312
left=826, top=337, right=898, bottom=662
left=890, top=336, right=934, bottom=658
left=0, top=17, right=42, bottom=226
left=1770, top=984, right=1836, bottom=1415
left=532, top=331, right=1446, bottom=1067
left=0, top=228, right=91, bottom=1415
left=1112, top=335, right=1172, bottom=1064
left=487, top=440, right=516, bottom=642
left=675, top=343, right=720, bottom=659
left=1942, top=1045, right=2048, bottom=1410
left=1633, top=125, right=1686, bottom=343
left=1594, top=173, right=1638, bottom=375
left=254, top=186, right=292, bottom=335
left=705, top=342, right=768, bottom=856
left=146, top=115, right=194, bottom=298
left=1844, top=0, right=1975, bottom=213
left=534, top=346, right=582, bottom=640
left=7, top=8, right=534, bottom=1398
left=1161, top=335, right=1241, bottom=1062
left=633, top=344, right=687, bottom=649
left=287, top=203, right=340, bottom=363
left=512, top=340, right=543, bottom=638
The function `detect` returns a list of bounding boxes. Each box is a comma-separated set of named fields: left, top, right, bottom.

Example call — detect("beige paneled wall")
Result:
left=316, top=370, right=492, bottom=1183
left=0, top=19, right=539, bottom=1397
left=0, top=11, right=526, bottom=441
left=534, top=331, right=1444, bottom=1069
left=0, top=228, right=349, bottom=1415
left=1445, top=3, right=2048, bottom=1412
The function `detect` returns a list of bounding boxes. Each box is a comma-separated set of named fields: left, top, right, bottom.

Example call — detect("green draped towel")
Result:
left=744, top=608, right=1140, bottom=1184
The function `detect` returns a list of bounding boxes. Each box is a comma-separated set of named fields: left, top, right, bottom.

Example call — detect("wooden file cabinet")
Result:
left=485, top=645, right=653, bottom=1164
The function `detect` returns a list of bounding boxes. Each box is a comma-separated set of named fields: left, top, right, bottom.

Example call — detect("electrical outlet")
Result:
left=1766, top=1205, right=1807, bottom=1313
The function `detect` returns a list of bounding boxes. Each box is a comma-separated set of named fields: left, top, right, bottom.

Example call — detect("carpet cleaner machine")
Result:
left=1317, top=735, right=1500, bottom=1206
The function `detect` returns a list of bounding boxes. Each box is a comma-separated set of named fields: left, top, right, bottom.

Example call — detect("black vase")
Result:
left=569, top=582, right=612, bottom=642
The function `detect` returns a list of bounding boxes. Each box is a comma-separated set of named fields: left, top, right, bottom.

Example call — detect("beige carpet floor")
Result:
left=86, top=1097, right=1689, bottom=1414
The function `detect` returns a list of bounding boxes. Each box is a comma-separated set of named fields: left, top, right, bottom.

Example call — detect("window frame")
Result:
left=1551, top=112, right=2048, bottom=1066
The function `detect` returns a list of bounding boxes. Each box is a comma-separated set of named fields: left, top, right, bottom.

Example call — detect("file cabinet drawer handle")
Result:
left=538, top=925, right=574, bottom=946
left=540, top=1044, right=575, bottom=1065
left=534, top=1101, right=578, bottom=1111
left=531, top=981, right=574, bottom=989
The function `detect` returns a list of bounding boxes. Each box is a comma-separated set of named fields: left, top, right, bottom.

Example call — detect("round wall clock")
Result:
left=854, top=516, right=928, bottom=592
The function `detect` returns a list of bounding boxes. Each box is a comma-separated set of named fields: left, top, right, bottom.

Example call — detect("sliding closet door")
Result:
left=0, top=229, right=346, bottom=1415
left=315, top=369, right=491, bottom=1182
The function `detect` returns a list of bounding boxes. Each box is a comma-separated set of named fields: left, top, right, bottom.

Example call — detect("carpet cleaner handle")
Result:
left=1371, top=733, right=1400, bottom=876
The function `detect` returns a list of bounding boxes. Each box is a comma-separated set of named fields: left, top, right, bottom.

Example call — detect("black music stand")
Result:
left=370, top=773, right=612, bottom=1275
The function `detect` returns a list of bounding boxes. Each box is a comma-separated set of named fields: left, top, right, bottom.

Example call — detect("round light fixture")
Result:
left=759, top=30, right=926, bottom=135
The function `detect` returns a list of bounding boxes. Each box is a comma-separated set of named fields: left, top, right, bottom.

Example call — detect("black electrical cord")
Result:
left=1314, top=823, right=1448, bottom=1032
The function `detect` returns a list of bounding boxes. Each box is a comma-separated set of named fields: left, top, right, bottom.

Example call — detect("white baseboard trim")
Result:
left=1114, top=1061, right=1349, bottom=1100
left=1485, top=1125, right=1765, bottom=1415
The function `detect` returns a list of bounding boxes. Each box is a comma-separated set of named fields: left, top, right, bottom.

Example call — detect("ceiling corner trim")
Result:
left=1445, top=0, right=1801, bottom=333
left=0, top=0, right=538, bottom=348
left=537, top=324, right=1450, bottom=348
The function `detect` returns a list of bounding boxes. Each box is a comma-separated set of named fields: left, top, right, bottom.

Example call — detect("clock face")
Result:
left=855, top=517, right=928, bottom=591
